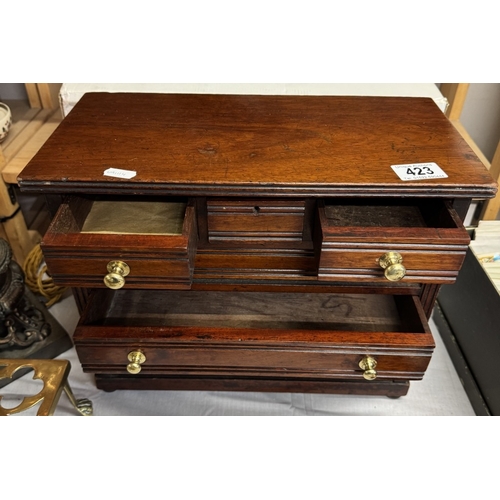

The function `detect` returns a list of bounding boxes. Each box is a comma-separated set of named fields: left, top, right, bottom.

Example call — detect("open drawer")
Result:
left=73, top=289, right=435, bottom=389
left=316, top=198, right=470, bottom=284
left=42, top=196, right=197, bottom=289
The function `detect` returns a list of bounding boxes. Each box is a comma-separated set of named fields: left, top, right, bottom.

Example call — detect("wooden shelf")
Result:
left=0, top=84, right=62, bottom=265
left=440, top=83, right=500, bottom=221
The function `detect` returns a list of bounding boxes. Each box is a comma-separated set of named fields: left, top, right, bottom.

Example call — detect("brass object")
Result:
left=127, top=350, right=146, bottom=374
left=0, top=359, right=93, bottom=416
left=359, top=356, right=377, bottom=381
left=104, top=260, right=130, bottom=289
left=378, top=251, right=406, bottom=281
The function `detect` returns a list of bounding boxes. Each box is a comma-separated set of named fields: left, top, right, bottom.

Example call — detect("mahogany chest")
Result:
left=18, top=93, right=497, bottom=397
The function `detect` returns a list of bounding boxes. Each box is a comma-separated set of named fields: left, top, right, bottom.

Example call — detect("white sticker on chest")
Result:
left=391, top=162, right=448, bottom=181
left=103, top=168, right=137, bottom=179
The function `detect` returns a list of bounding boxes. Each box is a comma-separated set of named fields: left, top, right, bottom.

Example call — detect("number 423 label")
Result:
left=391, top=162, right=448, bottom=181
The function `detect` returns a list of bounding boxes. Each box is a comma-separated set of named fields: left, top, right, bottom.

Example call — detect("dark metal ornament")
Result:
left=0, top=239, right=51, bottom=350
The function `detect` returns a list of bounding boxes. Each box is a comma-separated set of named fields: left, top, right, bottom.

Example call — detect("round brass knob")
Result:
left=104, top=260, right=130, bottom=289
left=127, top=351, right=146, bottom=374
left=378, top=251, right=406, bottom=281
left=359, top=356, right=377, bottom=380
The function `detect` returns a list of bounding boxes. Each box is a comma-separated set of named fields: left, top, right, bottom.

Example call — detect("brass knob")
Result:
left=127, top=351, right=146, bottom=374
left=378, top=251, right=406, bottom=281
left=359, top=356, right=377, bottom=380
left=104, top=260, right=130, bottom=289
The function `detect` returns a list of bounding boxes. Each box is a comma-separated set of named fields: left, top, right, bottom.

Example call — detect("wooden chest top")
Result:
left=18, top=92, right=497, bottom=198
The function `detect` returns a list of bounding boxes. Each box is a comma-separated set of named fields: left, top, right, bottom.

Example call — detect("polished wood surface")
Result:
left=94, top=375, right=411, bottom=397
left=18, top=93, right=497, bottom=198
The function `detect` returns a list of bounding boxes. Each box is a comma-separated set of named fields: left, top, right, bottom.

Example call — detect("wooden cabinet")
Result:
left=17, top=92, right=497, bottom=398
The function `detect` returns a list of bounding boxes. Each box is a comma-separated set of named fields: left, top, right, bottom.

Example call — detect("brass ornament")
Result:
left=0, top=359, right=93, bottom=416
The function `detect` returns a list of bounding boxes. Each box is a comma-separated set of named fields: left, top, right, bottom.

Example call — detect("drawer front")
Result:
left=76, top=335, right=433, bottom=381
left=42, top=197, right=197, bottom=289
left=318, top=247, right=468, bottom=284
left=207, top=198, right=306, bottom=242
left=317, top=199, right=470, bottom=284
left=42, top=256, right=194, bottom=289
left=73, top=290, right=435, bottom=383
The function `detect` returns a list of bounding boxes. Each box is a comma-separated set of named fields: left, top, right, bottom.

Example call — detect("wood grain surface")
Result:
left=18, top=93, right=497, bottom=198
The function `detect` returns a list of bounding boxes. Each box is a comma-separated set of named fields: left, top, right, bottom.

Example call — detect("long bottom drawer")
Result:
left=73, top=289, right=434, bottom=395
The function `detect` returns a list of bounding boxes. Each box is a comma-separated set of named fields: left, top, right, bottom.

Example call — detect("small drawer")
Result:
left=316, top=198, right=470, bottom=284
left=42, top=196, right=197, bottom=289
left=73, top=289, right=434, bottom=384
left=207, top=198, right=306, bottom=242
